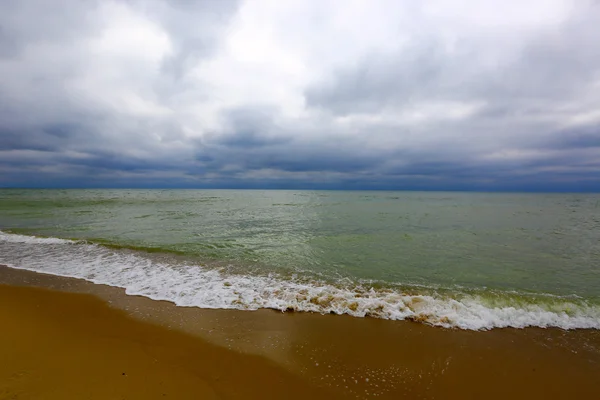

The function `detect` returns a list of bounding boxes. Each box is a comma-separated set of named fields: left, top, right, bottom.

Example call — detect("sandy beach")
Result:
left=0, top=279, right=343, bottom=399
left=1, top=265, right=599, bottom=399
left=3, top=0, right=600, bottom=397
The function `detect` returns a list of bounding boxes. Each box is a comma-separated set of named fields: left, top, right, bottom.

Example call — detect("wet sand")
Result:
left=0, top=283, right=345, bottom=399
left=1, top=265, right=599, bottom=399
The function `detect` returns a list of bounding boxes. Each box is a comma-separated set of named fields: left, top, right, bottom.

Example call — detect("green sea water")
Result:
left=1, top=189, right=599, bottom=329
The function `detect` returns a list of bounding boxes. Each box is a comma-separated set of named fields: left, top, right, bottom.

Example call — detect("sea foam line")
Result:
left=1, top=230, right=599, bottom=331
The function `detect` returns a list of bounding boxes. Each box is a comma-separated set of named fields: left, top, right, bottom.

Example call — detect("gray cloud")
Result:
left=0, top=0, right=599, bottom=191
left=153, top=0, right=241, bottom=79
left=306, top=5, right=600, bottom=114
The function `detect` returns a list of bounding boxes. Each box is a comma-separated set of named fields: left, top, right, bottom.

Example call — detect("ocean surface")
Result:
left=1, top=189, right=599, bottom=330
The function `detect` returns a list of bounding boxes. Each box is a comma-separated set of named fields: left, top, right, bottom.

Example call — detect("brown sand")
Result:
left=0, top=284, right=349, bottom=400
left=1, top=266, right=600, bottom=399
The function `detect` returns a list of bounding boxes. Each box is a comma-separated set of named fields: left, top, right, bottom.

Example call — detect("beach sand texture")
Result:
left=0, top=283, right=345, bottom=400
left=1, top=266, right=599, bottom=399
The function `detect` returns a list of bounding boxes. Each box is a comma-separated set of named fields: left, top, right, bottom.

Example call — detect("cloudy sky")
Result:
left=1, top=0, right=599, bottom=191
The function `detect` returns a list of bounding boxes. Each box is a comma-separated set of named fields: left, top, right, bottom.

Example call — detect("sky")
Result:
left=1, top=0, right=600, bottom=191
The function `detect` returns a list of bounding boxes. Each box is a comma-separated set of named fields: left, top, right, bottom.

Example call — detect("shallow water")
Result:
left=1, top=189, right=599, bottom=329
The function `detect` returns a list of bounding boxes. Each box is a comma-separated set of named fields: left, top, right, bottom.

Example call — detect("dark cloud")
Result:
left=209, top=107, right=292, bottom=148
left=0, top=0, right=599, bottom=191
left=546, top=125, right=600, bottom=150
left=305, top=40, right=450, bottom=114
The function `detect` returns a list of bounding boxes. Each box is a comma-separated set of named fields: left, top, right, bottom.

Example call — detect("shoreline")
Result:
left=0, top=283, right=343, bottom=400
left=1, top=265, right=600, bottom=399
left=2, top=229, right=598, bottom=331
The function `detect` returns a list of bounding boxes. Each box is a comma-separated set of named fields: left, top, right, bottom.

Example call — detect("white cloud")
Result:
left=1, top=0, right=600, bottom=190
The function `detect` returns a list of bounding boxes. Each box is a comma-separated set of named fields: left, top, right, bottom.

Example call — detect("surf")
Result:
left=1, top=230, right=598, bottom=331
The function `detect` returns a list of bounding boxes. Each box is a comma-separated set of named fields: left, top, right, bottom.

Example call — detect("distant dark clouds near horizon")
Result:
left=1, top=0, right=600, bottom=191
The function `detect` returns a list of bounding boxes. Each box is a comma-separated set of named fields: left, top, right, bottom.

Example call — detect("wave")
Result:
left=1, top=230, right=599, bottom=331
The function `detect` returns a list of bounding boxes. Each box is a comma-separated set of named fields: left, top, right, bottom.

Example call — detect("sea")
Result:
left=1, top=189, right=599, bottom=330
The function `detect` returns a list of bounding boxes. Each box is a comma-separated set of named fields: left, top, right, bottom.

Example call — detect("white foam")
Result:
left=0, top=230, right=75, bottom=244
left=1, top=230, right=599, bottom=331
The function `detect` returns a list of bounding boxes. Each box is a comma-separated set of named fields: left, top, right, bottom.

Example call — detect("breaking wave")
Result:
left=1, top=230, right=599, bottom=331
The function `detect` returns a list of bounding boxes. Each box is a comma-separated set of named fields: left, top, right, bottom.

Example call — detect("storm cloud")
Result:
left=1, top=0, right=599, bottom=191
